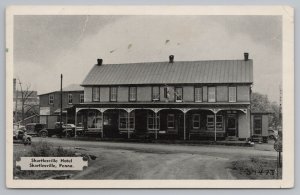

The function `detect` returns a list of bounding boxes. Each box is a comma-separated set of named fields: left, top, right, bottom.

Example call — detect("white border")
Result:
left=6, top=6, right=294, bottom=188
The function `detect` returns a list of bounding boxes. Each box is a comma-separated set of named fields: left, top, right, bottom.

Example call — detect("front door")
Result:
left=227, top=114, right=237, bottom=136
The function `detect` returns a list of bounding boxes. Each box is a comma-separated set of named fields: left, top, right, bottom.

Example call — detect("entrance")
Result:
left=227, top=114, right=237, bottom=136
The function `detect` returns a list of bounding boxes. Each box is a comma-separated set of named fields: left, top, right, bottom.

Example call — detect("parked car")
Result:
left=26, top=123, right=48, bottom=137
left=13, top=129, right=32, bottom=145
left=268, top=129, right=278, bottom=140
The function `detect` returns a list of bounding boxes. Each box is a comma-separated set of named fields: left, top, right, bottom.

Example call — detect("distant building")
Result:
left=73, top=53, right=253, bottom=140
left=39, top=84, right=84, bottom=124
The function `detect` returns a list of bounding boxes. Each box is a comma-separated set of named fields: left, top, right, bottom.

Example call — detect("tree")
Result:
left=15, top=79, right=39, bottom=125
left=251, top=92, right=281, bottom=129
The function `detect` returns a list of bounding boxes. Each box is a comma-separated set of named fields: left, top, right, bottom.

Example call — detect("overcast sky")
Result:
left=13, top=15, right=282, bottom=103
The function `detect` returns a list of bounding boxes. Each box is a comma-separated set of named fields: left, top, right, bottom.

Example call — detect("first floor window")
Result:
left=207, top=115, right=223, bottom=131
left=119, top=110, right=135, bottom=130
left=175, top=87, right=183, bottom=102
left=129, top=87, right=137, bottom=101
left=192, top=114, right=200, bottom=129
left=208, top=87, right=216, bottom=102
left=167, top=114, right=175, bottom=129
left=254, top=115, right=262, bottom=135
left=49, top=94, right=54, bottom=105
left=152, top=86, right=160, bottom=101
left=194, top=87, right=202, bottom=102
left=92, top=87, right=100, bottom=102
left=110, top=87, right=117, bottom=102
left=80, top=94, right=84, bottom=103
left=229, top=86, right=237, bottom=102
left=87, top=111, right=102, bottom=129
left=147, top=111, right=160, bottom=130
left=68, top=94, right=73, bottom=104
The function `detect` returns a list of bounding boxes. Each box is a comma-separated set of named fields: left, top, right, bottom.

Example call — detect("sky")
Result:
left=13, top=15, right=282, bottom=103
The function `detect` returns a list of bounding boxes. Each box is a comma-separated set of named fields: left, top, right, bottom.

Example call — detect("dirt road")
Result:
left=16, top=138, right=277, bottom=179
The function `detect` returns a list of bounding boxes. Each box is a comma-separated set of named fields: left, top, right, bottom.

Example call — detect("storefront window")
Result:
left=87, top=111, right=102, bottom=129
left=147, top=111, right=160, bottom=130
left=119, top=110, right=135, bottom=130
left=192, top=114, right=200, bottom=129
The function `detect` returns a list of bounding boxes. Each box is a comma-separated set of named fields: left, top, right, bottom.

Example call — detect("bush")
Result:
left=27, top=141, right=74, bottom=157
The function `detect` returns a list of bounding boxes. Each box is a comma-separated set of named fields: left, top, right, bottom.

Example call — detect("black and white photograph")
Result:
left=6, top=6, right=294, bottom=188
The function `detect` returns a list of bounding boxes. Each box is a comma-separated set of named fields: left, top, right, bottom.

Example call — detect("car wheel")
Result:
left=40, top=131, right=48, bottom=138
left=268, top=135, right=275, bottom=140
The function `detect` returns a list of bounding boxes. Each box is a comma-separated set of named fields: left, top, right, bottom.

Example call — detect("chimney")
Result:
left=169, top=55, right=174, bottom=63
left=244, top=53, right=249, bottom=61
left=97, top=59, right=103, bottom=66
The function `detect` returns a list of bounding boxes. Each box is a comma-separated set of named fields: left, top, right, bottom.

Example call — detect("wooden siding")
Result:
left=237, top=86, right=250, bottom=101
left=100, top=87, right=109, bottom=102
left=183, top=86, right=194, bottom=102
left=217, top=86, right=228, bottom=102
left=137, top=86, right=151, bottom=102
left=202, top=86, right=208, bottom=102
left=118, top=86, right=128, bottom=102
left=84, top=87, right=92, bottom=102
left=238, top=109, right=250, bottom=138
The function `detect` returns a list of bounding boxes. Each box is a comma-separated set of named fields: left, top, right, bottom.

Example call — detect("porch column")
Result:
left=101, top=111, right=104, bottom=138
left=74, top=108, right=78, bottom=138
left=127, top=110, right=130, bottom=139
left=214, top=113, right=217, bottom=142
left=183, top=113, right=186, bottom=140
left=155, top=112, right=158, bottom=140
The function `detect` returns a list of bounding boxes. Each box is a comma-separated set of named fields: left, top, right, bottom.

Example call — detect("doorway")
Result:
left=227, top=114, right=237, bottom=136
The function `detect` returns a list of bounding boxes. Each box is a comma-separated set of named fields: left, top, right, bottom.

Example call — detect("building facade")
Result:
left=39, top=84, right=84, bottom=124
left=74, top=54, right=253, bottom=140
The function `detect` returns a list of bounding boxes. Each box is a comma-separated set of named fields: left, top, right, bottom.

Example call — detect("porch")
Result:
left=72, top=103, right=250, bottom=141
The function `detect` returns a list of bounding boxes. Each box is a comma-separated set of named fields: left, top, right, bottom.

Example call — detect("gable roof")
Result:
left=82, top=59, right=253, bottom=86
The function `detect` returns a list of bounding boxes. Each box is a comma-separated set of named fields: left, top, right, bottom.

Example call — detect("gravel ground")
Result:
left=14, top=137, right=278, bottom=180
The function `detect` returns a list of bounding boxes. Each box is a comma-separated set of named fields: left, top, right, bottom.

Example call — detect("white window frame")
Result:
left=68, top=94, right=73, bottom=104
left=152, top=86, right=160, bottom=101
left=92, top=87, right=100, bottom=102
left=80, top=94, right=84, bottom=103
left=49, top=94, right=54, bottom=105
left=147, top=111, right=160, bottom=130
left=207, top=115, right=215, bottom=130
left=192, top=114, right=200, bottom=129
left=167, top=114, right=175, bottom=129
left=194, top=87, right=202, bottom=102
left=129, top=87, right=137, bottom=101
left=110, top=87, right=117, bottom=102
left=208, top=86, right=216, bottom=102
left=229, top=86, right=237, bottom=102
left=175, top=87, right=183, bottom=102
left=216, top=115, right=223, bottom=131
left=119, top=111, right=135, bottom=130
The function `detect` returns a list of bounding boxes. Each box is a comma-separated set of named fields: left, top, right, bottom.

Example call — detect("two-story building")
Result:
left=39, top=84, right=84, bottom=125
left=74, top=54, right=253, bottom=140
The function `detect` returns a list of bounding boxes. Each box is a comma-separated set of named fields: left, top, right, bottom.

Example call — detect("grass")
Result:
left=14, top=140, right=81, bottom=179
left=230, top=157, right=282, bottom=179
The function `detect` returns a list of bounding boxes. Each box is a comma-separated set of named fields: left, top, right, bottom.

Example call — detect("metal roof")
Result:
left=82, top=60, right=253, bottom=86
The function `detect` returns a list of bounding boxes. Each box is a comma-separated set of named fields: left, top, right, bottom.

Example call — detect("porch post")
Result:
left=155, top=112, right=158, bottom=140
left=74, top=108, right=78, bottom=138
left=214, top=113, right=217, bottom=142
left=127, top=110, right=130, bottom=139
left=101, top=111, right=104, bottom=139
left=183, top=112, right=186, bottom=140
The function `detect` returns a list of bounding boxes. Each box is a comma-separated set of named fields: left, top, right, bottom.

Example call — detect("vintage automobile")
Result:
left=13, top=129, right=32, bottom=145
left=268, top=129, right=278, bottom=140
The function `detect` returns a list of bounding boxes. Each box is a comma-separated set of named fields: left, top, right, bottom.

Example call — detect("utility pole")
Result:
left=60, top=74, right=63, bottom=130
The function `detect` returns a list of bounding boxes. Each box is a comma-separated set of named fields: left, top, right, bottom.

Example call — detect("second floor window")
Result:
left=229, top=86, right=237, bottom=102
left=194, top=87, right=202, bottom=102
left=152, top=86, right=160, bottom=101
left=49, top=94, right=54, bottom=105
left=175, top=87, right=183, bottom=102
left=80, top=94, right=84, bottom=103
left=92, top=87, right=100, bottom=102
left=208, top=87, right=216, bottom=102
left=129, top=87, right=137, bottom=101
left=110, top=87, right=117, bottom=102
left=68, top=94, right=73, bottom=104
